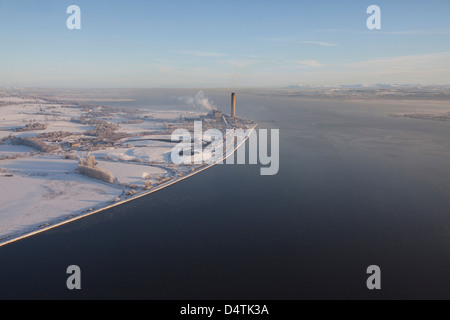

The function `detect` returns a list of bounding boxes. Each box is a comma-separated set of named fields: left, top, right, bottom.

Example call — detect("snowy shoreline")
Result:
left=0, top=124, right=257, bottom=247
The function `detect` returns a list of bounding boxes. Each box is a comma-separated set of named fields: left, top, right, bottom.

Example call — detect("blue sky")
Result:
left=1, top=0, right=450, bottom=87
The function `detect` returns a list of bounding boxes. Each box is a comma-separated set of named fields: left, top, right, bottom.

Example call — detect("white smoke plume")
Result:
left=180, top=91, right=217, bottom=111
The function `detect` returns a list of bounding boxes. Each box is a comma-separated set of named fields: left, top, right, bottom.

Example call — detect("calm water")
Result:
left=0, top=89, right=449, bottom=299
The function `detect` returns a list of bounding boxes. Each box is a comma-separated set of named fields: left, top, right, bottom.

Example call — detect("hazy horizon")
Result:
left=2, top=84, right=450, bottom=90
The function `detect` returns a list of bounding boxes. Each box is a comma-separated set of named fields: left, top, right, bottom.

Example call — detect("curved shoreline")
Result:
left=0, top=125, right=257, bottom=248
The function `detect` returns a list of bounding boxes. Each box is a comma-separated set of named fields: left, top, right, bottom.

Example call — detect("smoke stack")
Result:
left=231, top=92, right=236, bottom=119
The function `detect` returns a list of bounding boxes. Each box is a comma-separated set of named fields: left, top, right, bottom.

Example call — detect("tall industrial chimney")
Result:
left=231, top=92, right=236, bottom=119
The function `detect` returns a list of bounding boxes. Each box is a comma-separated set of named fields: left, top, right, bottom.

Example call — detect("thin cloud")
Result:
left=300, top=41, right=338, bottom=47
left=314, top=28, right=450, bottom=36
left=260, top=38, right=337, bottom=47
left=289, top=60, right=324, bottom=68
left=219, top=59, right=259, bottom=68
left=173, top=50, right=229, bottom=57
left=342, top=52, right=450, bottom=69
left=379, top=29, right=450, bottom=35
left=297, top=52, right=450, bottom=85
left=312, top=28, right=352, bottom=33
left=259, top=37, right=297, bottom=42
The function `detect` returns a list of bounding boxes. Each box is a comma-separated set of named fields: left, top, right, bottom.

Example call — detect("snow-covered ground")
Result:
left=89, top=146, right=173, bottom=163
left=0, top=144, right=35, bottom=157
left=0, top=155, right=122, bottom=239
left=96, top=160, right=166, bottom=186
left=0, top=97, right=46, bottom=103
left=0, top=156, right=78, bottom=173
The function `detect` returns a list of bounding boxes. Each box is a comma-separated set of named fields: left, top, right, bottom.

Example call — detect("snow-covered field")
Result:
left=96, top=160, right=166, bottom=186
left=0, top=144, right=34, bottom=157
left=0, top=156, right=80, bottom=174
left=89, top=146, right=173, bottom=163
left=0, top=156, right=122, bottom=239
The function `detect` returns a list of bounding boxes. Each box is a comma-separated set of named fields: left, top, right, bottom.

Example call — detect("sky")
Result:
left=1, top=0, right=450, bottom=88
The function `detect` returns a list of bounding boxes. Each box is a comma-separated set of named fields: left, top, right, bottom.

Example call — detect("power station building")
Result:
left=204, top=92, right=237, bottom=124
